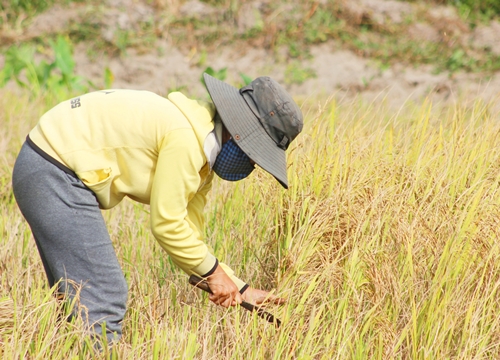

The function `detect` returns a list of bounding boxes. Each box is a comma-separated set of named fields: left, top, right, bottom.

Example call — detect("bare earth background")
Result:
left=4, top=0, right=500, bottom=107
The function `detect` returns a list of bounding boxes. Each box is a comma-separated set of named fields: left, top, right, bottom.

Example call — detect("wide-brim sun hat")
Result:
left=203, top=73, right=303, bottom=189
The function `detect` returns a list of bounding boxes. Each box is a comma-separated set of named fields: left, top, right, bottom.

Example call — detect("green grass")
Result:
left=2, top=88, right=500, bottom=358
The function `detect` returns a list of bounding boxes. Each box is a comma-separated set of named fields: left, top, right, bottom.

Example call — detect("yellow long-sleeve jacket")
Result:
left=28, top=89, right=246, bottom=289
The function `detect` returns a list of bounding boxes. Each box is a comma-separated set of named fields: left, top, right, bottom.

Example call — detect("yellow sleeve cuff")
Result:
left=219, top=262, right=248, bottom=291
left=191, top=252, right=218, bottom=276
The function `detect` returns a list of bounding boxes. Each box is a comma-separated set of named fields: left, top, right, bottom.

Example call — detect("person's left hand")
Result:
left=242, top=287, right=286, bottom=306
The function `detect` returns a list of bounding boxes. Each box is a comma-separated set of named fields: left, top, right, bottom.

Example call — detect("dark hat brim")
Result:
left=204, top=73, right=288, bottom=188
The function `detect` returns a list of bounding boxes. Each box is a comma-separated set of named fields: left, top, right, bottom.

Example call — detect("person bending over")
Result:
left=12, top=73, right=303, bottom=342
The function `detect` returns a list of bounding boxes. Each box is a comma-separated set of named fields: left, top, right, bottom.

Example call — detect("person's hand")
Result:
left=205, top=265, right=243, bottom=308
left=242, top=287, right=286, bottom=306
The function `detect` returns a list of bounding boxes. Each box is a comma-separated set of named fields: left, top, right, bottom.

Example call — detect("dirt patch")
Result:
left=358, top=0, right=413, bottom=25
left=3, top=0, right=500, bottom=109
left=469, top=21, right=500, bottom=56
left=71, top=38, right=500, bottom=109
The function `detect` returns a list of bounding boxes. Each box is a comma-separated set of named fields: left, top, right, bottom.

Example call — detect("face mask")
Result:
left=213, top=139, right=255, bottom=181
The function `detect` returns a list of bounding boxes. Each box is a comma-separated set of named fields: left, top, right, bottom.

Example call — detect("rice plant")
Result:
left=2, top=88, right=500, bottom=359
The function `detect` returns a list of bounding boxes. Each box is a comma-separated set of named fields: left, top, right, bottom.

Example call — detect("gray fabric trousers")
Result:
left=12, top=142, right=128, bottom=342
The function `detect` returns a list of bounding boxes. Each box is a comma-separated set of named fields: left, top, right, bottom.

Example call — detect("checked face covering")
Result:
left=213, top=139, right=255, bottom=181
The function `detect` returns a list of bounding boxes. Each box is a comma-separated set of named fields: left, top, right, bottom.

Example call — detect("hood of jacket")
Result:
left=168, top=92, right=215, bottom=149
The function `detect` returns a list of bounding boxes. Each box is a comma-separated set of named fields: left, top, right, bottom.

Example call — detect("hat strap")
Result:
left=240, top=89, right=260, bottom=119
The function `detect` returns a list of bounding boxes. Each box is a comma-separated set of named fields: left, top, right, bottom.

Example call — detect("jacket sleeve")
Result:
left=185, top=172, right=248, bottom=290
left=150, top=128, right=217, bottom=276
left=150, top=128, right=248, bottom=290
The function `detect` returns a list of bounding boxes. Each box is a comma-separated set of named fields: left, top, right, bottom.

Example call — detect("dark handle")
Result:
left=189, top=275, right=281, bottom=327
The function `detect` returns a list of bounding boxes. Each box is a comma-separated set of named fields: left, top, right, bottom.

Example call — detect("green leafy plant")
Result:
left=0, top=35, right=89, bottom=96
left=201, top=66, right=227, bottom=84
left=445, top=49, right=475, bottom=72
left=239, top=72, right=252, bottom=86
left=103, top=67, right=114, bottom=89
left=200, top=68, right=252, bottom=90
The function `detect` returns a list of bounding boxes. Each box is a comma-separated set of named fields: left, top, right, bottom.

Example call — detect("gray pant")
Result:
left=12, top=142, right=128, bottom=342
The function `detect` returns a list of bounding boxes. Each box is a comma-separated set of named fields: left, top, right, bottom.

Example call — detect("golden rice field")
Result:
left=2, top=88, right=500, bottom=359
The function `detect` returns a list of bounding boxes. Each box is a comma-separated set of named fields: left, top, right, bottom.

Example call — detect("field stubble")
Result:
left=2, top=89, right=500, bottom=358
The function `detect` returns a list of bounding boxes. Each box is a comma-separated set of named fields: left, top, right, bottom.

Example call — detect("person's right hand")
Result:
left=205, top=265, right=243, bottom=308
